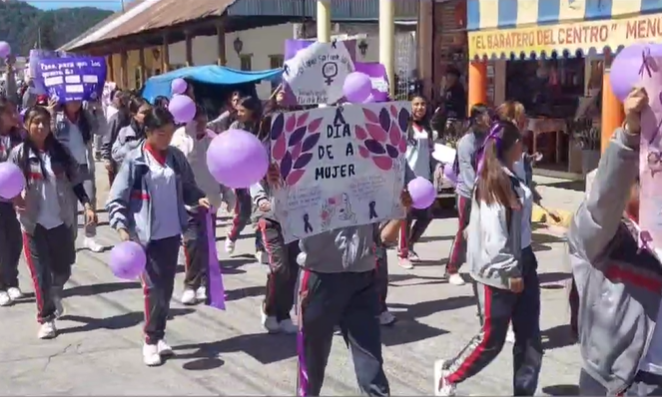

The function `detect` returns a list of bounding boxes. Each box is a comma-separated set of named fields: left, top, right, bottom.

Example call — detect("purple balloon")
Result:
left=0, top=162, right=25, bottom=199
left=109, top=241, right=146, bottom=280
left=168, top=94, right=196, bottom=124
left=363, top=93, right=375, bottom=104
left=443, top=164, right=458, bottom=187
left=171, top=78, right=187, bottom=95
left=206, top=129, right=269, bottom=189
left=0, top=41, right=10, bottom=58
left=611, top=43, right=662, bottom=101
left=408, top=176, right=436, bottom=210
left=343, top=72, right=372, bottom=103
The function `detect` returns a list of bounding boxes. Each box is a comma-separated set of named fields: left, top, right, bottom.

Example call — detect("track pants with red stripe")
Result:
left=142, top=235, right=180, bottom=345
left=0, top=202, right=22, bottom=290
left=227, top=189, right=251, bottom=242
left=260, top=218, right=299, bottom=321
left=183, top=211, right=214, bottom=290
left=441, top=247, right=542, bottom=395
left=297, top=269, right=389, bottom=396
left=23, top=223, right=75, bottom=323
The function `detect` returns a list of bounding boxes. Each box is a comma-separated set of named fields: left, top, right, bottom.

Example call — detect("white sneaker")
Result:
left=434, top=360, right=457, bottom=396
left=195, top=286, right=207, bottom=302
left=0, top=291, right=11, bottom=307
left=506, top=329, right=515, bottom=344
left=279, top=319, right=298, bottom=334
left=157, top=339, right=174, bottom=356
left=7, top=287, right=23, bottom=300
left=225, top=239, right=235, bottom=254
left=52, top=291, right=65, bottom=318
left=261, top=310, right=280, bottom=333
left=448, top=273, right=466, bottom=286
left=83, top=237, right=104, bottom=253
left=379, top=310, right=397, bottom=326
left=142, top=343, right=162, bottom=366
left=255, top=250, right=268, bottom=264
left=38, top=321, right=57, bottom=339
left=181, top=288, right=197, bottom=305
left=398, top=257, right=414, bottom=270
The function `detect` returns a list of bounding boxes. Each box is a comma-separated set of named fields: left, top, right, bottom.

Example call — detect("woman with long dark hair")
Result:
left=445, top=104, right=492, bottom=286
left=397, top=93, right=434, bottom=269
left=102, top=90, right=130, bottom=185
left=10, top=106, right=95, bottom=339
left=0, top=95, right=24, bottom=306
left=434, top=120, right=542, bottom=396
left=51, top=98, right=106, bottom=253
left=111, top=97, right=152, bottom=168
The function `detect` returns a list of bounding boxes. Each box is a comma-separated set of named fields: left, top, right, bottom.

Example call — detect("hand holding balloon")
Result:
left=198, top=197, right=211, bottom=209
left=400, top=189, right=413, bottom=209
left=109, top=241, right=146, bottom=280
left=117, top=228, right=131, bottom=242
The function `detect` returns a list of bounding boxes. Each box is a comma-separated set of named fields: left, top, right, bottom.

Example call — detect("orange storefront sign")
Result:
left=469, top=12, right=662, bottom=58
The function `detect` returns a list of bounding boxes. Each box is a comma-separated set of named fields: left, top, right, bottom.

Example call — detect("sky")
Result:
left=26, top=0, right=127, bottom=10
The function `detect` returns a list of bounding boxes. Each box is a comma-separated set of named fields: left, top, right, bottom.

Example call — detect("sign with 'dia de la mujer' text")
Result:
left=270, top=102, right=410, bottom=243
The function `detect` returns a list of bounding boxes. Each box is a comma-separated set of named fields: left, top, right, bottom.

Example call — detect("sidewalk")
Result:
left=531, top=175, right=586, bottom=229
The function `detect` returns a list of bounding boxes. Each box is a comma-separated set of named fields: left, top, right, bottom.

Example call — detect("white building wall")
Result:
left=167, top=22, right=413, bottom=99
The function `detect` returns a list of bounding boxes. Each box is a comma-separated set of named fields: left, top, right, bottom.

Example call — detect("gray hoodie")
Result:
left=455, top=129, right=485, bottom=199
left=567, top=127, right=662, bottom=394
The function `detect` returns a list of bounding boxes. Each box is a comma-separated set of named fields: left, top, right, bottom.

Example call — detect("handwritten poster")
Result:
left=639, top=49, right=662, bottom=257
left=282, top=41, right=355, bottom=106
left=36, top=56, right=107, bottom=104
left=270, top=102, right=410, bottom=243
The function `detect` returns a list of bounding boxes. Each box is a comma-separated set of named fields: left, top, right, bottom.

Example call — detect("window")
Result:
left=239, top=55, right=252, bottom=71
left=269, top=54, right=284, bottom=69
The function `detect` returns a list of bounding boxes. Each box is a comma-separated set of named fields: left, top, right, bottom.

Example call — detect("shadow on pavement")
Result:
left=541, top=324, right=577, bottom=350
left=63, top=281, right=141, bottom=297
left=174, top=333, right=296, bottom=365
left=181, top=357, right=225, bottom=371
left=175, top=258, right=251, bottom=276
left=542, top=384, right=580, bottom=396
left=59, top=308, right=194, bottom=334
left=388, top=273, right=449, bottom=286
left=381, top=320, right=449, bottom=346
left=539, top=272, right=571, bottom=285
left=224, top=285, right=265, bottom=302
left=389, top=295, right=476, bottom=320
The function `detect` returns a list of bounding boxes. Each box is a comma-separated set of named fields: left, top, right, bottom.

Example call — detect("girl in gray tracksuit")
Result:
left=435, top=120, right=542, bottom=396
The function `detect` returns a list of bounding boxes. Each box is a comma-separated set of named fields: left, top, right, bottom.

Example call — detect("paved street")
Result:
left=0, top=167, right=586, bottom=396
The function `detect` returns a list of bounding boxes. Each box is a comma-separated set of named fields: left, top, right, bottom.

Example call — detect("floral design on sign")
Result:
left=355, top=105, right=410, bottom=171
left=270, top=111, right=323, bottom=186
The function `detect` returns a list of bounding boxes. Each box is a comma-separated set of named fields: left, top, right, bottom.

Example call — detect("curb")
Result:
left=532, top=205, right=573, bottom=229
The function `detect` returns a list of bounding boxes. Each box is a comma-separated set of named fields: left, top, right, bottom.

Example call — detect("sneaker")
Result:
left=195, top=286, right=207, bottom=302
left=448, top=273, right=466, bottom=286
left=255, top=250, right=268, bottom=264
left=261, top=310, right=280, bottom=333
left=157, top=339, right=174, bottom=356
left=0, top=291, right=11, bottom=307
left=38, top=321, right=57, bottom=339
left=408, top=250, right=421, bottom=261
left=279, top=319, right=298, bottom=334
left=142, top=343, right=162, bottom=366
left=225, top=239, right=235, bottom=254
left=379, top=310, right=397, bottom=326
left=398, top=257, right=414, bottom=270
left=7, top=287, right=23, bottom=300
left=83, top=237, right=104, bottom=253
left=434, top=360, right=457, bottom=396
left=333, top=325, right=342, bottom=335
left=52, top=291, right=65, bottom=318
left=506, top=329, right=515, bottom=344
left=181, top=288, right=197, bottom=305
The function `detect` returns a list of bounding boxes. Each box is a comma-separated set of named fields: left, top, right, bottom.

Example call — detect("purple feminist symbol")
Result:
left=640, top=47, right=654, bottom=78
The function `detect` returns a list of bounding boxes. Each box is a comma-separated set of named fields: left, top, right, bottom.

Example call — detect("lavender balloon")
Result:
left=363, top=93, right=375, bottom=104
left=171, top=78, right=187, bottom=95
left=206, top=129, right=269, bottom=189
left=109, top=241, right=146, bottom=280
left=408, top=176, right=436, bottom=209
left=0, top=41, right=10, bottom=58
left=443, top=164, right=458, bottom=187
left=611, top=43, right=662, bottom=102
left=343, top=72, right=372, bottom=103
left=168, top=94, right=196, bottom=124
left=0, top=162, right=25, bottom=199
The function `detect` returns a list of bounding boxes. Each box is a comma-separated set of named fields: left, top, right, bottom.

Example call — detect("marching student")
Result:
left=434, top=120, right=542, bottom=396
left=101, top=90, right=130, bottom=185
left=250, top=175, right=299, bottom=334
left=51, top=99, right=106, bottom=252
left=111, top=97, right=151, bottom=169
left=398, top=94, right=434, bottom=270
left=568, top=88, right=662, bottom=396
left=11, top=106, right=95, bottom=339
left=170, top=105, right=223, bottom=305
left=445, top=104, right=491, bottom=286
left=376, top=219, right=400, bottom=325
left=107, top=106, right=208, bottom=366
left=0, top=95, right=24, bottom=306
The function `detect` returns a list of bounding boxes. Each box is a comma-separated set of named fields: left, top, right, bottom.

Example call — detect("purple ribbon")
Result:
left=475, top=123, right=504, bottom=178
left=205, top=209, right=225, bottom=310
left=640, top=47, right=653, bottom=78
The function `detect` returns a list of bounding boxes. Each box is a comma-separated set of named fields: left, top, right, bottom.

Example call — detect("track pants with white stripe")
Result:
left=441, top=246, right=542, bottom=395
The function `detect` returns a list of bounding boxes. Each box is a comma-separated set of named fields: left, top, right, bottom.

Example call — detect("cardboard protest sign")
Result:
left=282, top=41, right=355, bottom=106
left=270, top=102, right=410, bottom=243
left=36, top=56, right=106, bottom=104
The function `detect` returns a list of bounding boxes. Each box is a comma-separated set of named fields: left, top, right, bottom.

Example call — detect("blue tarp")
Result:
left=141, top=65, right=283, bottom=103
